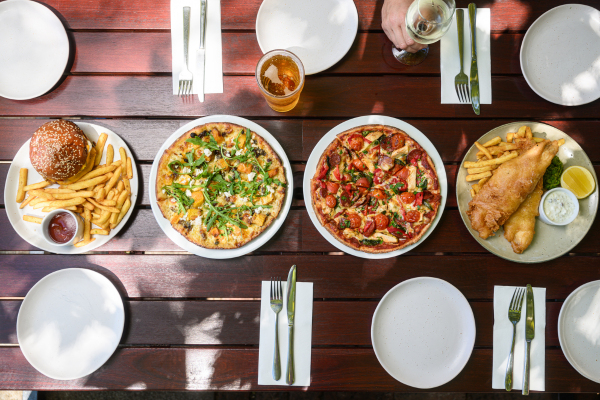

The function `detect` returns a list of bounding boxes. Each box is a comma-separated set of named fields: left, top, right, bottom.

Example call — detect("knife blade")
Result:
left=196, top=0, right=207, bottom=102
left=523, top=284, right=535, bottom=395
left=285, top=264, right=297, bottom=385
left=468, top=3, right=480, bottom=115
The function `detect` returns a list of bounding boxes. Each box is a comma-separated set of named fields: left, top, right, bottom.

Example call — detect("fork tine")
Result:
left=278, top=277, right=282, bottom=300
left=464, top=84, right=471, bottom=102
left=509, top=288, right=518, bottom=310
left=455, top=85, right=462, bottom=102
left=517, top=288, right=525, bottom=311
left=188, top=80, right=193, bottom=96
left=270, top=277, right=273, bottom=299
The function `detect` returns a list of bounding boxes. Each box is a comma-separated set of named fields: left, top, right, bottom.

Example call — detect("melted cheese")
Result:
left=343, top=228, right=365, bottom=241
left=365, top=131, right=383, bottom=143
left=391, top=145, right=408, bottom=159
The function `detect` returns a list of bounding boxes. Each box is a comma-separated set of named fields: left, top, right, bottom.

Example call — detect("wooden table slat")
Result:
left=0, top=347, right=597, bottom=391
left=2, top=76, right=599, bottom=119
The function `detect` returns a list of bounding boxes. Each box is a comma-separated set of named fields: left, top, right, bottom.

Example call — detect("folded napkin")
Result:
left=492, top=286, right=546, bottom=391
left=440, top=8, right=491, bottom=104
left=170, top=0, right=223, bottom=95
left=258, top=280, right=313, bottom=386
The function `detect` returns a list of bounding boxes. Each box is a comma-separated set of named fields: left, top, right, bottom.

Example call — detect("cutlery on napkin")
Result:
left=492, top=285, right=545, bottom=391
left=440, top=8, right=491, bottom=105
left=258, top=279, right=313, bottom=386
left=171, top=0, right=223, bottom=96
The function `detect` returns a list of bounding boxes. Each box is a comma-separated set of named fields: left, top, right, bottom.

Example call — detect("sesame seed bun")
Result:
left=29, top=120, right=90, bottom=182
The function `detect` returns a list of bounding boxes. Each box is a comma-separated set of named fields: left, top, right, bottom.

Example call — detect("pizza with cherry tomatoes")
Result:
left=310, top=124, right=442, bottom=253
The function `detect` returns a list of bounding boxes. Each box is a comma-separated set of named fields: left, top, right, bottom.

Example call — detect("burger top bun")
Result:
left=29, top=120, right=89, bottom=182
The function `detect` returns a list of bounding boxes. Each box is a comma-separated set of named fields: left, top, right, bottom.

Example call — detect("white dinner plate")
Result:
left=17, top=268, right=125, bottom=380
left=371, top=277, right=476, bottom=389
left=4, top=122, right=139, bottom=254
left=456, top=121, right=598, bottom=263
left=255, top=0, right=358, bottom=75
left=303, top=115, right=447, bottom=259
left=0, top=0, right=70, bottom=100
left=558, top=280, right=600, bottom=384
left=148, top=115, right=293, bottom=259
left=520, top=4, right=600, bottom=106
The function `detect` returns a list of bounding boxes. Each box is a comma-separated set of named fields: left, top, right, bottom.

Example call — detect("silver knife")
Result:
left=196, top=0, right=207, bottom=102
left=523, top=284, right=535, bottom=395
left=285, top=264, right=297, bottom=385
left=468, top=3, right=480, bottom=115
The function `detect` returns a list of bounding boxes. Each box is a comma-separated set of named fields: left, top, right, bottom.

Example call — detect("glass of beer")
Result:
left=255, top=49, right=305, bottom=112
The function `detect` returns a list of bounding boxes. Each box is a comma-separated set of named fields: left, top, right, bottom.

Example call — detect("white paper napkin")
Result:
left=170, top=0, right=223, bottom=95
left=492, top=286, right=546, bottom=391
left=440, top=8, right=491, bottom=104
left=258, top=281, right=313, bottom=386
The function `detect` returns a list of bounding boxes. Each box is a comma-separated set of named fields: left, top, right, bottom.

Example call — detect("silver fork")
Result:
left=270, top=277, right=283, bottom=381
left=505, top=287, right=525, bottom=391
left=178, top=6, right=193, bottom=96
left=454, top=9, right=470, bottom=103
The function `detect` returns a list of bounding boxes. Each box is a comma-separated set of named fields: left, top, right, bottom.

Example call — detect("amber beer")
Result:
left=255, top=49, right=305, bottom=112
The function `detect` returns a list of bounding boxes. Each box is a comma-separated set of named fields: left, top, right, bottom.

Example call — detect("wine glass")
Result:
left=393, top=0, right=456, bottom=66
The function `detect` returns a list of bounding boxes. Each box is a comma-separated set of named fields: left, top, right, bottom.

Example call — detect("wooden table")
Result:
left=1, top=0, right=599, bottom=392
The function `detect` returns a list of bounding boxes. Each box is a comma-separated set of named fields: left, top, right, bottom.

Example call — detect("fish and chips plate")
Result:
left=457, top=121, right=598, bottom=263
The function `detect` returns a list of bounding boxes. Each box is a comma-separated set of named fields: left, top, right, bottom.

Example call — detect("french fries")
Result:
left=16, top=131, right=135, bottom=248
left=465, top=125, right=566, bottom=199
left=17, top=168, right=28, bottom=202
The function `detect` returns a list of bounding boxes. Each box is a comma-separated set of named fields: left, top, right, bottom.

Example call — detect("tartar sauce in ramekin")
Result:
left=543, top=190, right=576, bottom=224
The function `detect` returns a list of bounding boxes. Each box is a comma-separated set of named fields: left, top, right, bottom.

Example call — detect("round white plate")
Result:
left=303, top=115, right=448, bottom=259
left=371, top=277, right=476, bottom=389
left=558, top=280, right=600, bottom=384
left=255, top=0, right=358, bottom=75
left=0, top=0, right=70, bottom=100
left=149, top=115, right=293, bottom=259
left=4, top=122, right=139, bottom=254
left=520, top=4, right=600, bottom=106
left=17, top=268, right=125, bottom=380
left=456, top=121, right=598, bottom=263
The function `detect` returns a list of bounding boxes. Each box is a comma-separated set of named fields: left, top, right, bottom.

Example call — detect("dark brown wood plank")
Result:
left=70, top=32, right=522, bottom=75
left=2, top=206, right=599, bottom=253
left=38, top=0, right=600, bottom=33
left=0, top=118, right=303, bottom=161
left=2, top=76, right=599, bottom=119
left=1, top=254, right=599, bottom=300
left=0, top=300, right=563, bottom=347
left=0, top=347, right=597, bottom=391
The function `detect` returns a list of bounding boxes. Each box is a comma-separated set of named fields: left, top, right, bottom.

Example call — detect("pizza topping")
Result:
left=371, top=188, right=387, bottom=200
left=372, top=232, right=398, bottom=243
left=399, top=192, right=415, bottom=205
left=339, top=191, right=352, bottom=207
left=329, top=153, right=342, bottom=166
left=356, top=177, right=371, bottom=189
left=363, top=220, right=375, bottom=237
left=348, top=134, right=364, bottom=152
left=374, top=213, right=389, bottom=230
left=347, top=213, right=362, bottom=229
left=351, top=158, right=366, bottom=171
left=405, top=210, right=420, bottom=223
left=382, top=134, right=405, bottom=152
left=378, top=155, right=394, bottom=171
left=325, top=195, right=337, bottom=208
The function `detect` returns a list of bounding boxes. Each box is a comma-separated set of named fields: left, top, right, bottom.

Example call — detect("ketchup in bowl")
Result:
left=48, top=212, right=76, bottom=244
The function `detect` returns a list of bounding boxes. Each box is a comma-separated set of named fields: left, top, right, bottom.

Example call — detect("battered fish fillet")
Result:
left=467, top=140, right=559, bottom=239
left=503, top=178, right=543, bottom=253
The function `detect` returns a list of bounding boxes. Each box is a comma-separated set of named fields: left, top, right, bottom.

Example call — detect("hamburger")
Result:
left=29, top=120, right=93, bottom=183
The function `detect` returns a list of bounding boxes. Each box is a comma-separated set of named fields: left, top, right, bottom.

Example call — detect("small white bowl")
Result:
left=41, top=209, right=83, bottom=246
left=539, top=187, right=579, bottom=226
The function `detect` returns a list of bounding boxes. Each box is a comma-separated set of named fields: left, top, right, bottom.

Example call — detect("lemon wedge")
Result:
left=560, top=166, right=596, bottom=199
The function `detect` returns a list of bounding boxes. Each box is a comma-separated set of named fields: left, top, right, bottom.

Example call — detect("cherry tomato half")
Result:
left=347, top=213, right=362, bottom=229
left=405, top=210, right=420, bottom=223
left=326, top=182, right=340, bottom=194
left=325, top=195, right=337, bottom=208
left=399, top=192, right=415, bottom=204
left=356, top=177, right=370, bottom=188
left=348, top=135, right=364, bottom=152
left=352, top=158, right=366, bottom=171
left=374, top=214, right=389, bottom=230
left=371, top=188, right=387, bottom=200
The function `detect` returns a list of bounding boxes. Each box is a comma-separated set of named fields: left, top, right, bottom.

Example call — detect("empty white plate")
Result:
left=17, top=269, right=125, bottom=380
left=255, top=0, right=358, bottom=75
left=520, top=4, right=600, bottom=106
left=371, top=277, right=476, bottom=389
left=558, top=280, right=600, bottom=384
left=0, top=0, right=70, bottom=100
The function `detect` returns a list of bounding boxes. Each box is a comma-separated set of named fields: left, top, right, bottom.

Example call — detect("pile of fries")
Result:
left=465, top=125, right=565, bottom=198
left=17, top=133, right=134, bottom=247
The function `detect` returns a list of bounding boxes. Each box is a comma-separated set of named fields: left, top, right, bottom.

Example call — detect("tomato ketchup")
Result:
left=48, top=212, right=76, bottom=244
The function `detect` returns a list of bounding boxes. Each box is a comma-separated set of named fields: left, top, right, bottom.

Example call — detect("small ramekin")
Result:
left=41, top=209, right=83, bottom=246
left=538, top=187, right=579, bottom=226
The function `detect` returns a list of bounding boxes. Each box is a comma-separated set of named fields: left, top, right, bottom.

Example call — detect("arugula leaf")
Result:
left=361, top=238, right=383, bottom=246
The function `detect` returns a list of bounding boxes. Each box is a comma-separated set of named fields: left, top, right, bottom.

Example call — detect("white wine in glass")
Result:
left=393, top=0, right=455, bottom=66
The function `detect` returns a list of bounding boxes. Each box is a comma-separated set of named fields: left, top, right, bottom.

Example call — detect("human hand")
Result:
left=382, top=0, right=427, bottom=53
